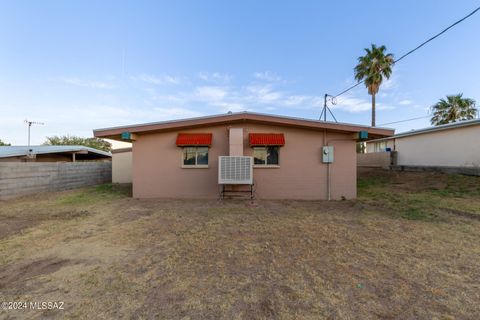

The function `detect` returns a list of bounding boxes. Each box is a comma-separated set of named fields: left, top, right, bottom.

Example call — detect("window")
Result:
left=253, top=147, right=279, bottom=166
left=374, top=141, right=387, bottom=152
left=183, top=147, right=208, bottom=167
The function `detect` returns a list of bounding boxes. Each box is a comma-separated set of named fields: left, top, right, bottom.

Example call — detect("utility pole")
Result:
left=24, top=119, right=44, bottom=147
left=320, top=94, right=338, bottom=122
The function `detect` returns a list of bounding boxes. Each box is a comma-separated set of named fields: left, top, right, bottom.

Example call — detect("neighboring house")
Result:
left=112, top=147, right=132, bottom=183
left=0, top=145, right=111, bottom=162
left=366, top=118, right=480, bottom=168
left=94, top=112, right=393, bottom=200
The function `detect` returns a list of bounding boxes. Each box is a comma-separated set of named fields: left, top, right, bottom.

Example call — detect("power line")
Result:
left=394, top=6, right=480, bottom=64
left=379, top=107, right=480, bottom=126
left=378, top=115, right=430, bottom=126
left=333, top=5, right=480, bottom=99
left=334, top=81, right=364, bottom=98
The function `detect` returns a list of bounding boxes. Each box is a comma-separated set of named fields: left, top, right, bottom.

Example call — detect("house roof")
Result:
left=0, top=145, right=112, bottom=158
left=94, top=112, right=394, bottom=140
left=367, top=118, right=480, bottom=143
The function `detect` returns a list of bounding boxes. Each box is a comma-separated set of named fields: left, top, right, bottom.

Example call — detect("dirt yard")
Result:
left=0, top=171, right=479, bottom=319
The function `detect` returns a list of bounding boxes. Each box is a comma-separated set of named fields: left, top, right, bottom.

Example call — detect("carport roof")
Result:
left=93, top=112, right=394, bottom=141
left=0, top=145, right=111, bottom=158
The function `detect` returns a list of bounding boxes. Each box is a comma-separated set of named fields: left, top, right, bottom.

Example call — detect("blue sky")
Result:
left=1, top=0, right=479, bottom=145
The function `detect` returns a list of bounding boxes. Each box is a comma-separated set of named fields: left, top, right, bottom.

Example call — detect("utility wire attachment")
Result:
left=320, top=94, right=338, bottom=122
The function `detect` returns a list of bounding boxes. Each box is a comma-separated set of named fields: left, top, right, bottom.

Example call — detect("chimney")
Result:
left=229, top=128, right=243, bottom=156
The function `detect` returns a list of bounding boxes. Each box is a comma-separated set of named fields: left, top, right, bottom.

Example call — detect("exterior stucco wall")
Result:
left=112, top=151, right=132, bottom=183
left=366, top=125, right=480, bottom=167
left=132, top=123, right=356, bottom=200
left=395, top=126, right=480, bottom=167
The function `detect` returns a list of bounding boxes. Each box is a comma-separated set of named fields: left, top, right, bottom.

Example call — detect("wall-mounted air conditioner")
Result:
left=218, top=156, right=253, bottom=185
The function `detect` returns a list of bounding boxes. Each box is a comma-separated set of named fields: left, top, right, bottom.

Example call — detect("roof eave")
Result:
left=366, top=118, right=480, bottom=142
left=94, top=112, right=394, bottom=141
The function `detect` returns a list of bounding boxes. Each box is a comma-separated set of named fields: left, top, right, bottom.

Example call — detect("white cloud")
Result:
left=61, top=77, right=116, bottom=89
left=0, top=103, right=156, bottom=145
left=153, top=107, right=204, bottom=119
left=149, top=80, right=358, bottom=114
left=131, top=73, right=182, bottom=85
left=399, top=99, right=412, bottom=105
left=26, top=70, right=408, bottom=147
left=377, top=104, right=395, bottom=111
left=333, top=94, right=395, bottom=113
left=382, top=77, right=396, bottom=90
left=194, top=86, right=229, bottom=102
left=193, top=86, right=248, bottom=112
left=333, top=96, right=373, bottom=113
left=253, top=71, right=284, bottom=82
left=131, top=74, right=161, bottom=85
left=197, top=72, right=232, bottom=83
left=163, top=75, right=182, bottom=85
left=150, top=94, right=188, bottom=104
left=246, top=84, right=283, bottom=104
left=283, top=95, right=310, bottom=106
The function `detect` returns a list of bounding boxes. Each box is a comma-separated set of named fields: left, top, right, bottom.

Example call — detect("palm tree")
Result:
left=354, top=44, right=394, bottom=127
left=430, top=94, right=477, bottom=125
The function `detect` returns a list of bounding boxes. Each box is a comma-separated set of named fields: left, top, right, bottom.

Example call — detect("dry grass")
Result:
left=0, top=172, right=479, bottom=319
left=359, top=170, right=480, bottom=220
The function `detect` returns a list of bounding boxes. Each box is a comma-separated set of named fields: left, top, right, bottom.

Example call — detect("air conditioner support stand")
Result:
left=220, top=184, right=255, bottom=200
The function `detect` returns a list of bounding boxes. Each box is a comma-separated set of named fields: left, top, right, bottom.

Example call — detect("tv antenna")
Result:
left=319, top=94, right=338, bottom=122
left=24, top=119, right=45, bottom=147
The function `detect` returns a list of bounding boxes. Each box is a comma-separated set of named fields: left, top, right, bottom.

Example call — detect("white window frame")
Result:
left=252, top=146, right=280, bottom=168
left=181, top=146, right=209, bottom=168
left=374, top=141, right=387, bottom=152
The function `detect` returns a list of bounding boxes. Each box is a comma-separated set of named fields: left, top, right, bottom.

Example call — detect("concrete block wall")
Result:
left=0, top=162, right=112, bottom=200
left=357, top=152, right=393, bottom=169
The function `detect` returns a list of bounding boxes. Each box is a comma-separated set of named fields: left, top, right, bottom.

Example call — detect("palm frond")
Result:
left=354, top=44, right=395, bottom=94
left=430, top=94, right=477, bottom=125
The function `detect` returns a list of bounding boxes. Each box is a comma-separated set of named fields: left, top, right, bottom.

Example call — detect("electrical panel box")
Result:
left=322, top=146, right=334, bottom=163
left=121, top=132, right=131, bottom=140
left=121, top=131, right=137, bottom=142
left=358, top=130, right=369, bottom=140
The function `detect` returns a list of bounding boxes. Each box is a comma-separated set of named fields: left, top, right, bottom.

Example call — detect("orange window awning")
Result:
left=249, top=133, right=285, bottom=146
left=176, top=133, right=212, bottom=146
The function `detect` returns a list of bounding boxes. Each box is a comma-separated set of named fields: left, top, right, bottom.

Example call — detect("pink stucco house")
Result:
left=94, top=112, right=393, bottom=200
